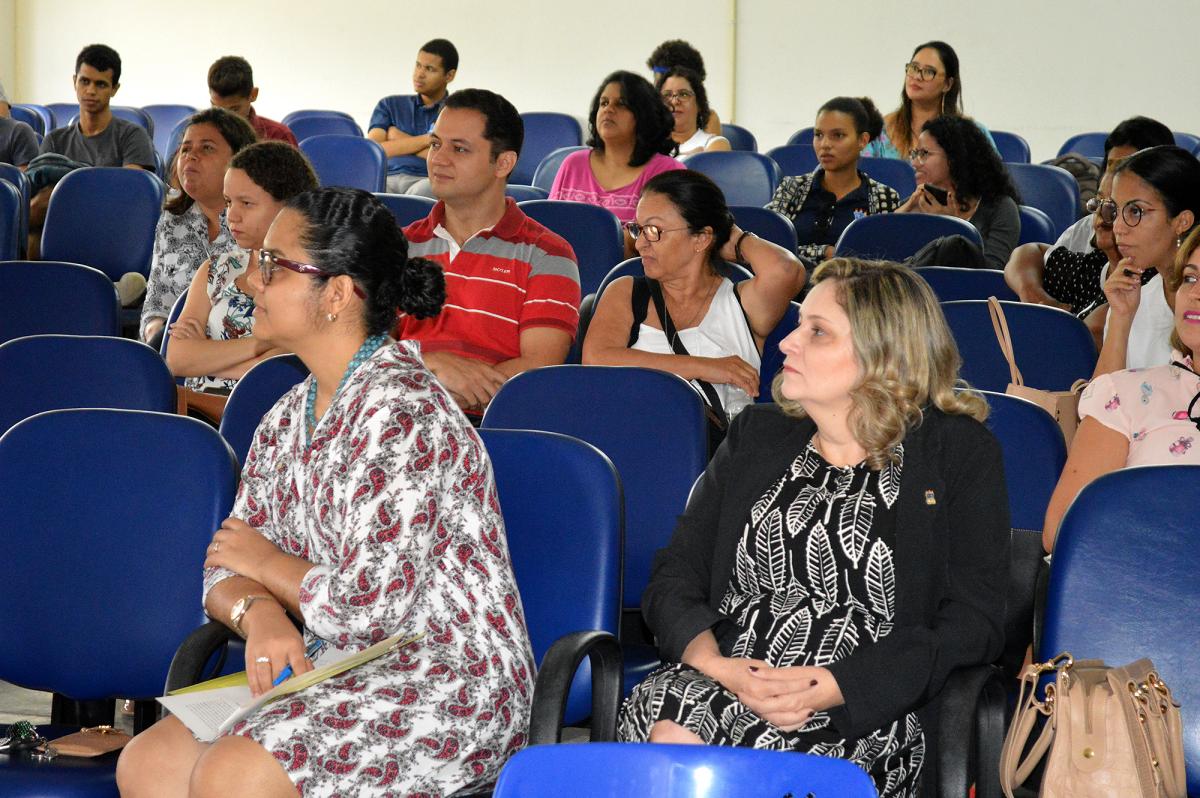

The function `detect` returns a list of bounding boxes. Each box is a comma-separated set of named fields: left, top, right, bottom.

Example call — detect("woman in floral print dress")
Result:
left=119, top=188, right=536, bottom=798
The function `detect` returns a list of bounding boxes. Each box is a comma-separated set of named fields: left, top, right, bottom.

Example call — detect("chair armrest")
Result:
left=937, top=664, right=1007, bottom=798
left=528, top=630, right=622, bottom=746
left=164, top=620, right=238, bottom=693
left=1032, top=554, right=1051, bottom=658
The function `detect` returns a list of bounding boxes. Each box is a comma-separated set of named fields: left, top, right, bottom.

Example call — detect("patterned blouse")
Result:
left=140, top=203, right=237, bottom=340
left=766, top=171, right=901, bottom=262
left=184, top=250, right=256, bottom=395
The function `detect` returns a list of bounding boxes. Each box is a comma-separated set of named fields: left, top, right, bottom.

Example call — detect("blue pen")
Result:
left=273, top=639, right=326, bottom=687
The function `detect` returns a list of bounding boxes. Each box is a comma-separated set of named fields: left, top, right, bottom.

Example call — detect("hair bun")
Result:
left=397, top=257, right=445, bottom=319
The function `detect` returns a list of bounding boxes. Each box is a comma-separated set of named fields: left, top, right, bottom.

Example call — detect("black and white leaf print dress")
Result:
left=619, top=440, right=924, bottom=798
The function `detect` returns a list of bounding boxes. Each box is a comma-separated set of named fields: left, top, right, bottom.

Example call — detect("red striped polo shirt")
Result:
left=395, top=198, right=580, bottom=364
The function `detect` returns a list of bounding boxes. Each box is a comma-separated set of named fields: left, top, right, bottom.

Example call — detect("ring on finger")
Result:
left=255, top=656, right=270, bottom=664
left=211, top=541, right=221, bottom=553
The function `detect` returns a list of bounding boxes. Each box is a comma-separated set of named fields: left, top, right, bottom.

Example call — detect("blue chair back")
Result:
left=519, top=200, right=624, bottom=299
left=494, top=743, right=878, bottom=798
left=915, top=266, right=1018, bottom=302
left=219, top=354, right=310, bottom=466
left=532, top=146, right=588, bottom=193
left=45, top=103, right=79, bottom=128
left=1008, top=163, right=1080, bottom=239
left=992, top=130, right=1032, bottom=163
left=976, top=390, right=1067, bottom=531
left=0, top=261, right=119, bottom=343
left=0, top=179, right=20, bottom=261
left=288, top=113, right=363, bottom=140
left=730, top=205, right=798, bottom=253
left=1057, top=132, right=1107, bottom=159
left=10, top=103, right=53, bottom=136
left=765, top=144, right=817, bottom=179
left=683, top=151, right=780, bottom=207
left=282, top=109, right=357, bottom=128
left=374, top=192, right=436, bottom=229
left=857, top=157, right=917, bottom=197
left=1173, top=131, right=1200, bottom=153
left=299, top=134, right=386, bottom=192
left=757, top=301, right=800, bottom=402
left=720, top=123, right=757, bottom=152
left=142, top=104, right=197, bottom=159
left=834, top=214, right=982, bottom=261
left=165, top=116, right=189, bottom=166
left=505, top=184, right=549, bottom=202
left=0, top=409, right=237, bottom=699
left=482, top=366, right=707, bottom=610
left=69, top=106, right=153, bottom=136
left=787, top=126, right=814, bottom=147
left=595, top=257, right=753, bottom=306
left=1018, top=204, right=1056, bottom=245
left=479, top=429, right=622, bottom=725
left=41, top=167, right=166, bottom=280
left=159, top=289, right=189, bottom=375
left=941, top=299, right=1096, bottom=391
left=0, top=335, right=177, bottom=434
left=0, top=164, right=30, bottom=257
left=1040, top=465, right=1200, bottom=796
left=513, top=113, right=584, bottom=186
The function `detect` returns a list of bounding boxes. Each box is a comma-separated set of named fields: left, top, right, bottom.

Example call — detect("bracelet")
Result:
left=734, top=230, right=757, bottom=264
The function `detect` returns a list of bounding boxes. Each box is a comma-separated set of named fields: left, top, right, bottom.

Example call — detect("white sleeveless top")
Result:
left=633, top=278, right=761, bottom=417
left=677, top=128, right=730, bottom=155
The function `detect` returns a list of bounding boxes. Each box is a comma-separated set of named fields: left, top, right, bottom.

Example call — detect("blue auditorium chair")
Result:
left=0, top=163, right=30, bottom=257
left=729, top=205, right=798, bottom=253
left=218, top=354, right=310, bottom=466
left=299, top=134, right=386, bottom=192
left=45, top=103, right=79, bottom=128
left=512, top=112, right=583, bottom=186
left=282, top=109, right=358, bottom=128
left=787, top=126, right=814, bottom=147
left=531, top=146, right=588, bottom=194
left=141, top=104, right=197, bottom=159
left=286, top=112, right=363, bottom=140
left=765, top=144, right=817, bottom=178
left=757, top=301, right=800, bottom=402
left=67, top=106, right=154, bottom=137
left=1017, top=204, right=1056, bottom=245
left=683, top=151, right=780, bottom=207
left=720, top=123, right=757, bottom=152
left=504, top=184, right=549, bottom=202
left=0, top=261, right=119, bottom=344
left=991, top=130, right=1032, bottom=163
left=915, top=266, right=1018, bottom=302
left=1007, top=163, right=1080, bottom=239
left=857, top=157, right=917, bottom=197
left=0, top=178, right=20, bottom=261
left=834, top=214, right=982, bottom=261
left=519, top=199, right=624, bottom=299
left=164, top=116, right=189, bottom=165
left=373, top=191, right=436, bottom=228
left=10, top=103, right=55, bottom=136
left=1056, top=131, right=1106, bottom=159
left=1172, top=131, right=1200, bottom=152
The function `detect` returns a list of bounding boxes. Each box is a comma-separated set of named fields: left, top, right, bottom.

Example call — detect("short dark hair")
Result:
left=922, top=115, right=1020, bottom=205
left=420, top=39, right=459, bottom=73
left=647, top=39, right=706, bottom=83
left=443, top=88, right=523, bottom=161
left=586, top=71, right=676, bottom=168
left=661, top=66, right=711, bottom=132
left=1103, top=116, right=1175, bottom=173
left=165, top=107, right=258, bottom=215
left=76, top=44, right=122, bottom=85
left=641, top=170, right=734, bottom=273
left=285, top=188, right=445, bottom=336
left=1114, top=145, right=1200, bottom=221
left=207, top=56, right=254, bottom=98
left=818, top=96, right=885, bottom=142
left=230, top=141, right=318, bottom=202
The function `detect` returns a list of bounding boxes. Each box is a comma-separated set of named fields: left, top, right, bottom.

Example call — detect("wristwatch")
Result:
left=229, top=594, right=273, bottom=637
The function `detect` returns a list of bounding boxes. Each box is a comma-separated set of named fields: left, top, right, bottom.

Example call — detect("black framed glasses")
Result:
left=660, top=90, right=695, bottom=103
left=1085, top=198, right=1156, bottom=227
left=624, top=222, right=690, bottom=242
left=904, top=62, right=939, bottom=81
left=258, top=250, right=366, bottom=298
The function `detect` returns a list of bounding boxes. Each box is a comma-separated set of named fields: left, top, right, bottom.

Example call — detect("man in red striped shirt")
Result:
left=396, top=89, right=580, bottom=414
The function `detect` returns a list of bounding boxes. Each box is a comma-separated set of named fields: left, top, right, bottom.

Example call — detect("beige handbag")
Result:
left=987, top=297, right=1087, bottom=447
left=1000, top=653, right=1186, bottom=798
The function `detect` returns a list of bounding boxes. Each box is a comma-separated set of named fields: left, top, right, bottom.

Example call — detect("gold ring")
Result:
left=212, top=541, right=221, bottom=553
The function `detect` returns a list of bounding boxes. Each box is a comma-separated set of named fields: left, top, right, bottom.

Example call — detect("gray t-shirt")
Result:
left=39, top=116, right=155, bottom=169
left=0, top=117, right=39, bottom=166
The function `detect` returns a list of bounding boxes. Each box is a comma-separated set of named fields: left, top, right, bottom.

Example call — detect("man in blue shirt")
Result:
left=368, top=39, right=458, bottom=194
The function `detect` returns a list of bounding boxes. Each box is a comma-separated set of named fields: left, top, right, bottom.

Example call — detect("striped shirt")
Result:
left=397, top=198, right=581, bottom=364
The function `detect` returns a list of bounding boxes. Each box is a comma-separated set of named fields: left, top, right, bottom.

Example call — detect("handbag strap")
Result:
left=987, top=296, right=1025, bottom=387
left=1000, top=662, right=1059, bottom=797
left=647, top=278, right=729, bottom=429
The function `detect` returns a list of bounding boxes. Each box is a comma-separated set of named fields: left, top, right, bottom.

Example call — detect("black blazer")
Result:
left=642, top=402, right=1010, bottom=741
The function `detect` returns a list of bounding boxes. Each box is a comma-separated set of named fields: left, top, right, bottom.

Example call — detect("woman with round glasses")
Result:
left=118, top=187, right=537, bottom=797
left=1043, top=227, right=1200, bottom=551
left=647, top=39, right=724, bottom=135
left=895, top=115, right=1020, bottom=270
left=1094, top=145, right=1200, bottom=377
left=165, top=142, right=318, bottom=415
left=583, top=170, right=804, bottom=425
left=660, top=66, right=730, bottom=155
left=865, top=40, right=996, bottom=161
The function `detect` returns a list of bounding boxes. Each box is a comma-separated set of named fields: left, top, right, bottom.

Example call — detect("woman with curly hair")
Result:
left=550, top=70, right=684, bottom=253
left=660, top=66, right=730, bottom=155
left=647, top=39, right=724, bottom=135
left=897, top=114, right=1021, bottom=269
left=618, top=258, right=1009, bottom=798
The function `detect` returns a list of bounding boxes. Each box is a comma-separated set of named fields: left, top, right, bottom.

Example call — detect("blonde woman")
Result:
left=618, top=259, right=1010, bottom=798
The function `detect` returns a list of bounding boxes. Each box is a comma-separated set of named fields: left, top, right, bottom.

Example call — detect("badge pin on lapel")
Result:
left=925, top=489, right=937, bottom=506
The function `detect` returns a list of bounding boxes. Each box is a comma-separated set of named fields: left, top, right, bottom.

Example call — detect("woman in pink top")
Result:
left=550, top=70, right=684, bottom=254
left=1043, top=226, right=1200, bottom=551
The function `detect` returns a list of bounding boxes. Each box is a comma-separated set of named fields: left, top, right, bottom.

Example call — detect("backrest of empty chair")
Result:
left=299, top=134, right=386, bottom=192
left=532, top=146, right=589, bottom=193
left=219, top=354, right=310, bottom=466
left=0, top=261, right=119, bottom=343
left=856, top=157, right=917, bottom=198
left=519, top=200, right=624, bottom=299
left=513, top=112, right=584, bottom=186
left=142, top=104, right=197, bottom=158
left=282, top=109, right=357, bottom=127
left=991, top=130, right=1032, bottom=163
left=1057, top=132, right=1107, bottom=159
left=0, top=179, right=20, bottom=260
left=787, top=127, right=815, bottom=147
left=835, top=214, right=982, bottom=261
left=730, top=205, right=798, bottom=254
left=374, top=192, right=436, bottom=229
left=765, top=144, right=818, bottom=179
left=1041, top=465, right=1200, bottom=795
left=41, top=167, right=166, bottom=280
left=46, top=103, right=79, bottom=128
left=684, top=151, right=780, bottom=207
left=0, top=335, right=177, bottom=433
left=1017, top=205, right=1056, bottom=245
left=915, top=266, right=1017, bottom=302
left=941, top=299, right=1096, bottom=392
left=166, top=116, right=189, bottom=164
left=288, top=113, right=364, bottom=141
left=1007, top=163, right=1080, bottom=239
left=10, top=104, right=47, bottom=135
left=505, top=185, right=549, bottom=202
left=113, top=105, right=154, bottom=136
left=482, top=366, right=707, bottom=609
left=757, top=302, right=800, bottom=402
left=0, top=408, right=238, bottom=699
left=720, top=123, right=757, bottom=152
left=1172, top=131, right=1200, bottom=152
left=0, top=164, right=30, bottom=257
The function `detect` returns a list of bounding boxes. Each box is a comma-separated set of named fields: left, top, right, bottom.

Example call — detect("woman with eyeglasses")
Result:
left=659, top=66, right=730, bottom=155
left=165, top=142, right=318, bottom=418
left=1093, top=145, right=1200, bottom=377
left=766, top=97, right=901, bottom=263
left=118, top=188, right=537, bottom=797
left=1042, top=227, right=1200, bottom=552
left=865, top=41, right=996, bottom=161
left=895, top=115, right=1020, bottom=270
left=583, top=170, right=804, bottom=429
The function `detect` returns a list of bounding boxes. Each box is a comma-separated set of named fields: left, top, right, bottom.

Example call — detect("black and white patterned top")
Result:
left=766, top=171, right=901, bottom=263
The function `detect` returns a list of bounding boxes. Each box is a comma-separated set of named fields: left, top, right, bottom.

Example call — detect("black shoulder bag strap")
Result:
left=646, top=278, right=729, bottom=430
left=627, top=276, right=651, bottom=347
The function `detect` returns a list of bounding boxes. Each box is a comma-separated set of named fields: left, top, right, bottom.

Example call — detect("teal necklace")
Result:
left=306, top=334, right=389, bottom=444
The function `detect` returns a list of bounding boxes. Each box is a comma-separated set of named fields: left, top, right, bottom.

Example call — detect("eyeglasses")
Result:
left=624, top=222, right=690, bottom=242
left=257, top=250, right=366, bottom=298
left=904, top=62, right=939, bottom=81
left=1085, top=198, right=1157, bottom=227
left=660, top=90, right=695, bottom=102
left=907, top=148, right=941, bottom=164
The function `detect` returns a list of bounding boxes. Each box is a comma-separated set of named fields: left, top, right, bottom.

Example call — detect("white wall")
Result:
left=9, top=0, right=1200, bottom=163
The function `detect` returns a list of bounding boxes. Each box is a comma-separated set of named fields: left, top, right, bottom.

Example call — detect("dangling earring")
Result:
left=327, top=313, right=337, bottom=322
